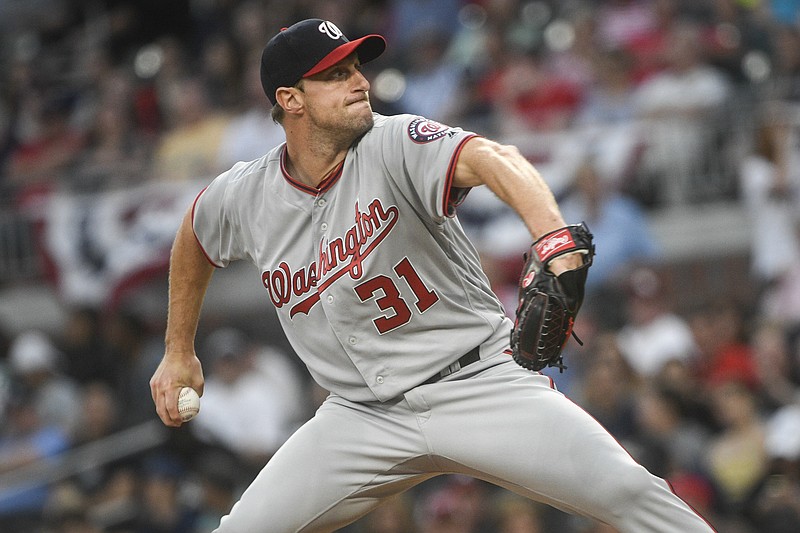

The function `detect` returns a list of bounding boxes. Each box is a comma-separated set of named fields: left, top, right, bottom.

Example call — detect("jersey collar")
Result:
left=280, top=145, right=345, bottom=195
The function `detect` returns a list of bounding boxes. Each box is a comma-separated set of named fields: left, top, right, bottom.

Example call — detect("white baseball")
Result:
left=177, top=387, right=201, bottom=422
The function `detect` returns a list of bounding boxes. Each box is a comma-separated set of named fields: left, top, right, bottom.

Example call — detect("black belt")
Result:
left=422, top=346, right=481, bottom=385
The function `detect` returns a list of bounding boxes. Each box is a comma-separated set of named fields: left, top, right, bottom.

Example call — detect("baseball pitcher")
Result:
left=150, top=19, right=715, bottom=533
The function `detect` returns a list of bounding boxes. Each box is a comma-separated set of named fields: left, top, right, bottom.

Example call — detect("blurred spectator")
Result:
left=574, top=332, right=640, bottom=441
left=444, top=2, right=505, bottom=74
left=705, top=380, right=768, bottom=512
left=770, top=0, right=800, bottom=25
left=44, top=484, right=105, bottom=533
left=68, top=81, right=152, bottom=192
left=190, top=449, right=248, bottom=533
left=445, top=19, right=513, bottom=134
left=545, top=9, right=598, bottom=95
left=395, top=32, right=465, bottom=122
left=230, top=1, right=279, bottom=59
left=417, top=476, right=490, bottom=533
left=191, top=327, right=308, bottom=469
left=633, top=384, right=712, bottom=478
left=0, top=386, right=71, bottom=529
left=306, top=2, right=381, bottom=49
left=97, top=1, right=193, bottom=65
left=631, top=20, right=731, bottom=205
left=82, top=464, right=140, bottom=531
left=759, top=260, right=800, bottom=334
left=705, top=0, right=774, bottom=84
left=42, top=481, right=103, bottom=533
left=489, top=492, right=545, bottom=533
left=386, top=0, right=461, bottom=50
left=615, top=266, right=697, bottom=377
left=654, top=358, right=718, bottom=430
left=55, top=512, right=104, bottom=533
left=5, top=91, right=86, bottom=197
left=0, top=0, right=73, bottom=37
left=558, top=157, right=660, bottom=307
left=199, top=33, right=243, bottom=112
left=217, top=52, right=285, bottom=169
left=56, top=306, right=114, bottom=386
left=755, top=406, right=800, bottom=532
left=764, top=23, right=800, bottom=102
left=104, top=312, right=163, bottom=428
left=746, top=461, right=800, bottom=533
left=7, top=329, right=82, bottom=436
left=2, top=57, right=39, bottom=159
left=572, top=60, right=648, bottom=218
left=750, top=320, right=800, bottom=412
left=152, top=76, right=231, bottom=181
left=621, top=0, right=680, bottom=82
left=743, top=106, right=800, bottom=331
left=479, top=44, right=583, bottom=134
left=66, top=46, right=116, bottom=135
left=688, top=299, right=759, bottom=392
left=765, top=403, right=800, bottom=467
left=738, top=103, right=800, bottom=287
left=352, top=492, right=416, bottom=533
left=133, top=453, right=198, bottom=533
left=135, top=36, right=194, bottom=137
left=72, top=381, right=120, bottom=445
left=595, top=0, right=658, bottom=52
left=574, top=47, right=639, bottom=127
left=65, top=382, right=127, bottom=515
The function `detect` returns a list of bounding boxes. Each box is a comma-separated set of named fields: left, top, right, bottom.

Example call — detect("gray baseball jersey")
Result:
left=193, top=112, right=715, bottom=533
left=192, top=113, right=513, bottom=402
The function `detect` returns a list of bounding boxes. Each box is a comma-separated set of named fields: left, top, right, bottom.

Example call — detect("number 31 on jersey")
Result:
left=354, top=257, right=439, bottom=334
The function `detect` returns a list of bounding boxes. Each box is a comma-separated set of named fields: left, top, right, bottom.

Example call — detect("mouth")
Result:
left=347, top=94, right=371, bottom=106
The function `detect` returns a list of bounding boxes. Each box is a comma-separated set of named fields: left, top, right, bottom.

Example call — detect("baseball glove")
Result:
left=510, top=223, right=594, bottom=372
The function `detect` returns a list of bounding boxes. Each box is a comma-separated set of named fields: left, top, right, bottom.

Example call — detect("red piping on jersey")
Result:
left=191, top=187, right=224, bottom=268
left=665, top=479, right=718, bottom=532
left=280, top=145, right=345, bottom=195
left=443, top=134, right=479, bottom=217
left=317, top=159, right=345, bottom=192
left=568, top=397, right=718, bottom=531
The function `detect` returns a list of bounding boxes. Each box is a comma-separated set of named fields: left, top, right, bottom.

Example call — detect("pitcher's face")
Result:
left=301, top=54, right=374, bottom=142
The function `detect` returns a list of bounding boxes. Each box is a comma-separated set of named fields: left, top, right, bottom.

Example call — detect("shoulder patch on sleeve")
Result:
left=407, top=117, right=452, bottom=144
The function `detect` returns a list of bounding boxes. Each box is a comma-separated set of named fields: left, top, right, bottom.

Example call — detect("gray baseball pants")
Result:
left=213, top=353, right=714, bottom=532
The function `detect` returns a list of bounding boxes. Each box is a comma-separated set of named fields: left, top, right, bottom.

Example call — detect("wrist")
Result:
left=549, top=253, right=584, bottom=275
left=164, top=340, right=197, bottom=359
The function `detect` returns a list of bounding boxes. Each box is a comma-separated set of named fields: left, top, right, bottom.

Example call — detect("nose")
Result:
left=353, top=69, right=370, bottom=92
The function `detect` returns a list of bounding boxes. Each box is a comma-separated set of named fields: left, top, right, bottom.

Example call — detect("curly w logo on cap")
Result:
left=260, top=19, right=386, bottom=105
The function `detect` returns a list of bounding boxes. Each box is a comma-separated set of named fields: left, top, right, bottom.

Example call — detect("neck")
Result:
left=283, top=124, right=353, bottom=188
left=284, top=142, right=347, bottom=189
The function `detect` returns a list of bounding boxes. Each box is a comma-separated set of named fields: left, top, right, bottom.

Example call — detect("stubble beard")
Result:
left=309, top=100, right=374, bottom=151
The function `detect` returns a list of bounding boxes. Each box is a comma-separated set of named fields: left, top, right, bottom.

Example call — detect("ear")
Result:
left=275, top=87, right=304, bottom=117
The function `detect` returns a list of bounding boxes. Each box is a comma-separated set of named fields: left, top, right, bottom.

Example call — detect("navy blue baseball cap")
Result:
left=260, top=19, right=386, bottom=105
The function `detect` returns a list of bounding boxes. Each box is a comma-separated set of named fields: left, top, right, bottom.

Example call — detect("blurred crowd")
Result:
left=1, top=0, right=799, bottom=203
left=1, top=0, right=800, bottom=532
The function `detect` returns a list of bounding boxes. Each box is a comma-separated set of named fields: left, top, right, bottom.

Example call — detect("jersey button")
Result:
left=317, top=199, right=327, bottom=207
left=348, top=336, right=357, bottom=345
left=376, top=376, right=384, bottom=384
left=321, top=223, right=328, bottom=231
left=326, top=295, right=334, bottom=303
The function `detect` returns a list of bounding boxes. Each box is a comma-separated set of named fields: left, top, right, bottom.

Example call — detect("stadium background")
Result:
left=1, top=1, right=800, bottom=532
